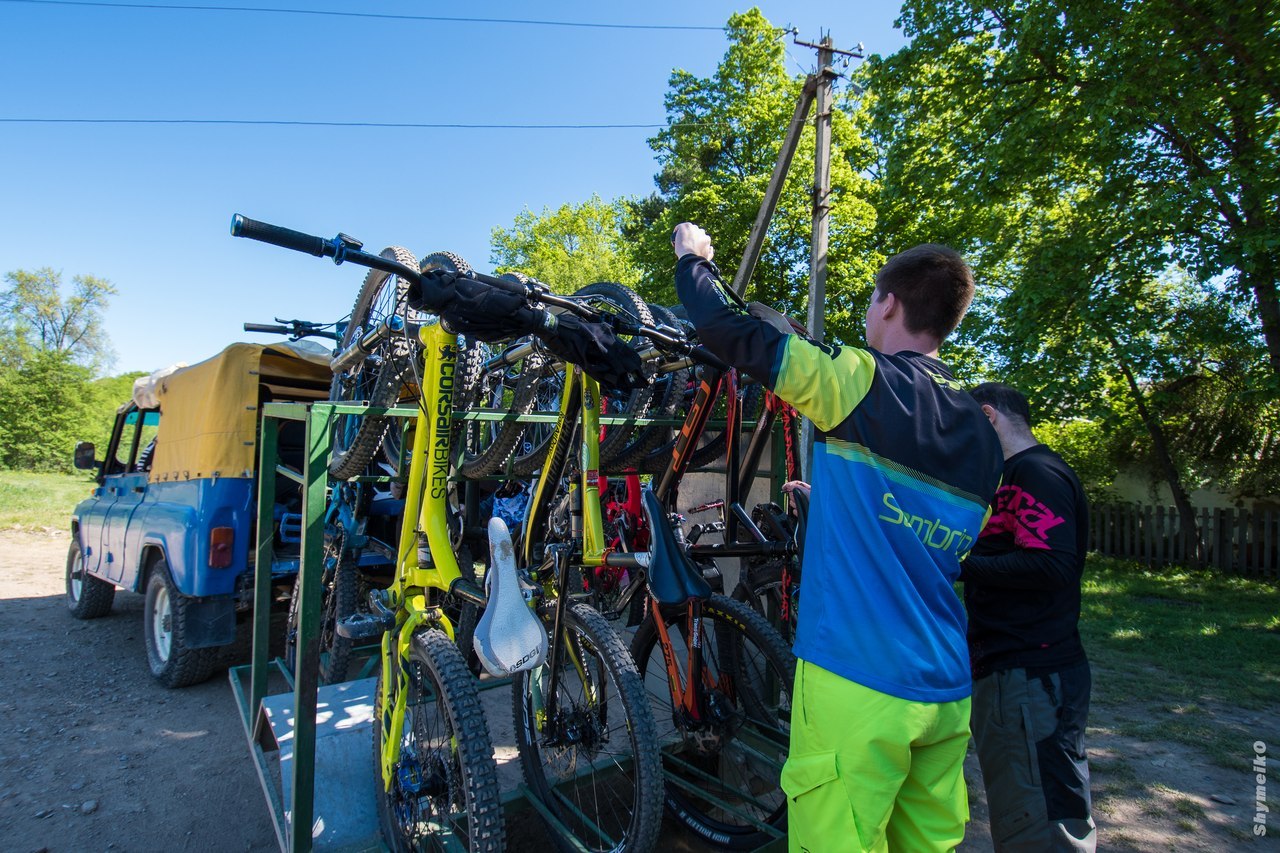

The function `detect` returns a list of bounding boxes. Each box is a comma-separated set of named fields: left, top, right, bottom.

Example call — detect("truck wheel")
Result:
left=65, top=539, right=114, bottom=619
left=143, top=557, right=216, bottom=688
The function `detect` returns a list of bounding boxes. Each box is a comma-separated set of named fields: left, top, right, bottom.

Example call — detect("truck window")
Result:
left=135, top=411, right=161, bottom=472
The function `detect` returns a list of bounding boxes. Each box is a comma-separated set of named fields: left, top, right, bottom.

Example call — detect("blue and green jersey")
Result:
left=676, top=254, right=1003, bottom=702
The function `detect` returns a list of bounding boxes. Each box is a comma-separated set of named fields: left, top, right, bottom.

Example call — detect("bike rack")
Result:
left=229, top=400, right=792, bottom=853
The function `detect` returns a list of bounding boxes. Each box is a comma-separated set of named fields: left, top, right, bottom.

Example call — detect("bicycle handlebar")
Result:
left=230, top=213, right=727, bottom=370
left=230, top=214, right=330, bottom=258
left=243, top=322, right=289, bottom=334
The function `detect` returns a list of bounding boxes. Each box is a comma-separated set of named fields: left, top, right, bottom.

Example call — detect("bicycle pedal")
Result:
left=336, top=610, right=393, bottom=641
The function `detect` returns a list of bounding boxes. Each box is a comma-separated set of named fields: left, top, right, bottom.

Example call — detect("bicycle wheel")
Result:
left=454, top=334, right=546, bottom=477
left=512, top=602, right=663, bottom=853
left=629, top=593, right=794, bottom=849
left=373, top=628, right=504, bottom=852
left=329, top=246, right=422, bottom=480
left=512, top=283, right=653, bottom=475
left=730, top=562, right=798, bottom=649
left=284, top=525, right=358, bottom=684
left=509, top=357, right=567, bottom=477
left=609, top=304, right=691, bottom=472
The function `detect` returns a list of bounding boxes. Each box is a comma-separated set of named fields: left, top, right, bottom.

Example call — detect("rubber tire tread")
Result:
left=573, top=283, right=655, bottom=469
left=65, top=538, right=114, bottom=619
left=455, top=340, right=547, bottom=478
left=512, top=602, right=663, bottom=853
left=730, top=563, right=796, bottom=648
left=143, top=557, right=217, bottom=689
left=609, top=304, right=691, bottom=472
left=373, top=628, right=504, bottom=853
left=283, top=537, right=359, bottom=685
left=628, top=592, right=794, bottom=849
left=328, top=246, right=422, bottom=480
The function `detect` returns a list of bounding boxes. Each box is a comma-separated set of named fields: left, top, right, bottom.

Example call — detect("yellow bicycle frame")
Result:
left=377, top=320, right=468, bottom=788
left=520, top=365, right=608, bottom=573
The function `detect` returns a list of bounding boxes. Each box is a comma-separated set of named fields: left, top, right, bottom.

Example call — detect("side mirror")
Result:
left=73, top=441, right=98, bottom=471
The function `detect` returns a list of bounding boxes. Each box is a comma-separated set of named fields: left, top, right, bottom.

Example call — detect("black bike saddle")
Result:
left=642, top=488, right=712, bottom=605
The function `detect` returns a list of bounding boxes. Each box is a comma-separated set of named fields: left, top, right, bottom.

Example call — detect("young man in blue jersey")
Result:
left=672, top=222, right=1003, bottom=852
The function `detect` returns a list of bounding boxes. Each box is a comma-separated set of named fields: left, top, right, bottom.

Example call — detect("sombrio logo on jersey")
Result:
left=878, top=492, right=975, bottom=555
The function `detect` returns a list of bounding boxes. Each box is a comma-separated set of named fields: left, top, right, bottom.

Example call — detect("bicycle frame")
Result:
left=518, top=365, right=617, bottom=719
left=376, top=320, right=470, bottom=788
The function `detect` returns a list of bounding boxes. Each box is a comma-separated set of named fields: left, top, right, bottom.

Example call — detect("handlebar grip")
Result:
left=244, top=322, right=289, bottom=334
left=230, top=214, right=329, bottom=258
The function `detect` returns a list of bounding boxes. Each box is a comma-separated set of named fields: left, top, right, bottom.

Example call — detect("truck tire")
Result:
left=143, top=556, right=217, bottom=688
left=65, top=538, right=114, bottom=619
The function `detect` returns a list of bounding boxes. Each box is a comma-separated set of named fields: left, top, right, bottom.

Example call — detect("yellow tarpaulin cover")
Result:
left=149, top=342, right=331, bottom=483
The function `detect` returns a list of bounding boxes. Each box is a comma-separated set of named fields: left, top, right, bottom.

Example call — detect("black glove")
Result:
left=406, top=267, right=461, bottom=313
left=540, top=312, right=647, bottom=392
left=415, top=273, right=542, bottom=342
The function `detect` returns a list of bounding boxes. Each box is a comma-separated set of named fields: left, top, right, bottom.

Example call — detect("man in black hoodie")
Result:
left=963, top=382, right=1096, bottom=852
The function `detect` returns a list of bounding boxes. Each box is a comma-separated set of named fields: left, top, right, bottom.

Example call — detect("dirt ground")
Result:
left=0, top=529, right=1272, bottom=852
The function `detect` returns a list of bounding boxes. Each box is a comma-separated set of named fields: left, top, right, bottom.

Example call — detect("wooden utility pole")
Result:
left=730, top=31, right=863, bottom=478
left=807, top=34, right=836, bottom=346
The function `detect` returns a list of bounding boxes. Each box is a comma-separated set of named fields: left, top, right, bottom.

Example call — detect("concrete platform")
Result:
left=262, top=674, right=523, bottom=851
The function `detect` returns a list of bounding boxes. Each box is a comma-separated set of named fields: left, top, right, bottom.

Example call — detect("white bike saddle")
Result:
left=473, top=517, right=547, bottom=677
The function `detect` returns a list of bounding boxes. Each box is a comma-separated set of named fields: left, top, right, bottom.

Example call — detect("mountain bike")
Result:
left=519, top=321, right=797, bottom=850
left=232, top=214, right=662, bottom=853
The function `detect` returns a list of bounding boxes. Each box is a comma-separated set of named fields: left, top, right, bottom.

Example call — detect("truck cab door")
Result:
left=80, top=407, right=135, bottom=578
left=101, top=410, right=159, bottom=585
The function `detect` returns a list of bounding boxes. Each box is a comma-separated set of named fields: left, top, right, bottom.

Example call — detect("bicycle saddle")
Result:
left=473, top=517, right=547, bottom=677
left=642, top=488, right=712, bottom=605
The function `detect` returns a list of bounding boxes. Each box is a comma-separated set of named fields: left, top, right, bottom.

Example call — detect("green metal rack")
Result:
left=229, top=400, right=792, bottom=853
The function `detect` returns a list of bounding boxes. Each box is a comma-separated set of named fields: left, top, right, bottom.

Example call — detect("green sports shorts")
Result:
left=781, top=660, right=971, bottom=852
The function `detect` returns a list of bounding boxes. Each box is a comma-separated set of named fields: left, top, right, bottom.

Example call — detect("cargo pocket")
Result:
left=781, top=751, right=860, bottom=851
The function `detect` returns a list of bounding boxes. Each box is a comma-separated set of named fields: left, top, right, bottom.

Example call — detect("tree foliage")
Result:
left=490, top=195, right=640, bottom=293
left=868, top=0, right=1278, bottom=508
left=624, top=9, right=882, bottom=343
left=0, top=267, right=123, bottom=472
left=1, top=268, right=117, bottom=370
left=870, top=0, right=1279, bottom=383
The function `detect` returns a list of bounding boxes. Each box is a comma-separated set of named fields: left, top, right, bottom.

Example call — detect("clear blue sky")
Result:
left=1, top=0, right=908, bottom=374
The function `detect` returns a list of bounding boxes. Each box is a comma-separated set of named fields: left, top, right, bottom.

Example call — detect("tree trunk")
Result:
left=1242, top=256, right=1280, bottom=389
left=1106, top=334, right=1202, bottom=560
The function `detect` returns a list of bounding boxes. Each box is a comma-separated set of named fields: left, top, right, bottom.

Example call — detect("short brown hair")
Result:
left=970, top=382, right=1032, bottom=429
left=873, top=244, right=974, bottom=342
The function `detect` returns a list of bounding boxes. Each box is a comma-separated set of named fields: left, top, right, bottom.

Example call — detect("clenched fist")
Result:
left=672, top=222, right=714, bottom=262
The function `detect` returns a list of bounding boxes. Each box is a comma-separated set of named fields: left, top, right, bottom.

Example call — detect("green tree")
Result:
left=1, top=268, right=117, bottom=370
left=625, top=9, right=882, bottom=344
left=490, top=195, right=640, bottom=293
left=0, top=349, right=96, bottom=471
left=868, top=0, right=1279, bottom=539
left=870, top=0, right=1279, bottom=384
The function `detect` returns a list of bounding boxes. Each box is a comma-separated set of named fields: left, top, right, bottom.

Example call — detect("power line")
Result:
left=0, top=117, right=723, bottom=129
left=2, top=0, right=728, bottom=31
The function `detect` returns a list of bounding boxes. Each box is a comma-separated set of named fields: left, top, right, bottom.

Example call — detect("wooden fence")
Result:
left=1089, top=504, right=1280, bottom=578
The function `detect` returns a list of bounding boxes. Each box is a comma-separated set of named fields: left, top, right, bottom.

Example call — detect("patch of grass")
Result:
left=1081, top=556, right=1280, bottom=709
left=1092, top=756, right=1139, bottom=785
left=0, top=470, right=95, bottom=531
left=1173, top=796, right=1205, bottom=820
